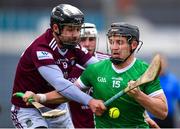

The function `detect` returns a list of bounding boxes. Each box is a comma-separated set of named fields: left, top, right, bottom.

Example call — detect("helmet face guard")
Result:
left=60, top=41, right=79, bottom=49
left=108, top=34, right=132, bottom=65
left=80, top=23, right=99, bottom=53
left=59, top=24, right=82, bottom=49
left=60, top=34, right=81, bottom=49
left=107, top=22, right=142, bottom=65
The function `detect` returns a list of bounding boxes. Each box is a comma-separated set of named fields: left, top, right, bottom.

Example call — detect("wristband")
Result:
left=37, top=94, right=46, bottom=103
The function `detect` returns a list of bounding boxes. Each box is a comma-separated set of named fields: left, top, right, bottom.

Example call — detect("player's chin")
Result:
left=88, top=50, right=94, bottom=55
left=112, top=55, right=121, bottom=59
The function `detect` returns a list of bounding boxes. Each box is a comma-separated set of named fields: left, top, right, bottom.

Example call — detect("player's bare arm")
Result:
left=21, top=90, right=68, bottom=104
left=23, top=90, right=106, bottom=116
left=22, top=78, right=106, bottom=116
left=128, top=88, right=168, bottom=120
left=45, top=91, right=69, bottom=104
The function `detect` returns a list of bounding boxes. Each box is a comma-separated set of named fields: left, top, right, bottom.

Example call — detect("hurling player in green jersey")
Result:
left=21, top=23, right=167, bottom=128
left=76, top=22, right=168, bottom=128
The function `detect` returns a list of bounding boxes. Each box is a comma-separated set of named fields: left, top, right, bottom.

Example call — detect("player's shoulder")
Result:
left=95, top=51, right=109, bottom=56
left=25, top=29, right=56, bottom=58
left=135, top=58, right=148, bottom=67
left=134, top=58, right=149, bottom=72
left=84, top=59, right=109, bottom=74
left=88, top=59, right=110, bottom=69
left=31, top=29, right=56, bottom=51
left=35, top=29, right=53, bottom=46
left=74, top=46, right=89, bottom=54
left=95, top=51, right=110, bottom=60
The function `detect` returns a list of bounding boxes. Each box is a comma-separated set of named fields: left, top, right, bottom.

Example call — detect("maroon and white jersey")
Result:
left=68, top=51, right=109, bottom=128
left=11, top=29, right=92, bottom=109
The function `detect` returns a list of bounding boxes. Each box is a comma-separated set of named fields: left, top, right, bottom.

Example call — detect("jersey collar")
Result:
left=58, top=47, right=68, bottom=56
left=112, top=58, right=136, bottom=73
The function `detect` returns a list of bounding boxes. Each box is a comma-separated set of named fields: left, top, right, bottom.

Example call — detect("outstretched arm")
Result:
left=45, top=90, right=69, bottom=104
left=22, top=64, right=106, bottom=115
left=23, top=90, right=106, bottom=116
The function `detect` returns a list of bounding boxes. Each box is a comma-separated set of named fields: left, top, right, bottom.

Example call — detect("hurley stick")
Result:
left=14, top=92, right=67, bottom=118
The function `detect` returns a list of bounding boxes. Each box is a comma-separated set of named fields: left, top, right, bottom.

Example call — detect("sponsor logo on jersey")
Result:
left=97, top=77, right=106, bottom=83
left=36, top=51, right=53, bottom=60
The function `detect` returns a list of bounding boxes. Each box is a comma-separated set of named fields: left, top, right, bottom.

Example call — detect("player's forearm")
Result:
left=135, top=92, right=168, bottom=120
left=45, top=90, right=69, bottom=104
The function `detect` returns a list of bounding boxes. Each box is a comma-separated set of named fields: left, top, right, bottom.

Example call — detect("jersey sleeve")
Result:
left=77, top=65, right=93, bottom=89
left=31, top=47, right=55, bottom=68
left=75, top=47, right=92, bottom=66
left=144, top=77, right=163, bottom=97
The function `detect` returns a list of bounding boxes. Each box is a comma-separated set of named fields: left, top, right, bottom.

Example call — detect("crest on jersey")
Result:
left=36, top=51, right=53, bottom=60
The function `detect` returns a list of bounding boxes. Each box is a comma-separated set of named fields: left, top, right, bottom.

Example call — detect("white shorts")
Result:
left=11, top=103, right=74, bottom=128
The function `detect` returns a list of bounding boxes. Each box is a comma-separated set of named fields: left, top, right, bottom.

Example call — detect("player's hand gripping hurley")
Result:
left=104, top=54, right=161, bottom=106
left=14, top=92, right=67, bottom=118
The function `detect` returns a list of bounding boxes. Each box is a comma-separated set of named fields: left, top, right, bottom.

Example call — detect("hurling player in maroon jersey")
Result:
left=68, top=22, right=109, bottom=128
left=10, top=4, right=106, bottom=128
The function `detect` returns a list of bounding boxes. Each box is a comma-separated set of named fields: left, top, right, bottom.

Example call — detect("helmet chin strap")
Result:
left=110, top=48, right=135, bottom=65
left=54, top=31, right=79, bottom=49
left=61, top=41, right=78, bottom=49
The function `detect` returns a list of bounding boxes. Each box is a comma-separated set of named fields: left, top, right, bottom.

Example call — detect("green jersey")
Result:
left=78, top=58, right=163, bottom=128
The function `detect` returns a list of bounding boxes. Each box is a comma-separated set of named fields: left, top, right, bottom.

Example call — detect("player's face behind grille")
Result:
left=80, top=37, right=96, bottom=55
left=108, top=35, right=131, bottom=60
left=59, top=24, right=82, bottom=49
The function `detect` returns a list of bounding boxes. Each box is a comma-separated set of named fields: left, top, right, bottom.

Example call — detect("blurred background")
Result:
left=0, top=0, right=180, bottom=127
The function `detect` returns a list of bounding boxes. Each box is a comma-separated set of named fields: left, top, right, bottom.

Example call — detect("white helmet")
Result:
left=80, top=23, right=98, bottom=38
